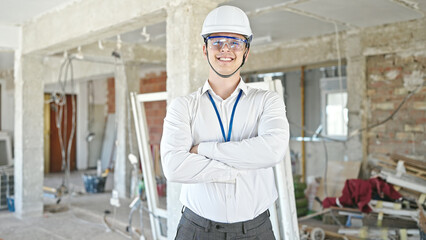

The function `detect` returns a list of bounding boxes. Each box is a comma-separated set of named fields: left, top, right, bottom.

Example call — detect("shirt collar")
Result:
left=201, top=77, right=248, bottom=96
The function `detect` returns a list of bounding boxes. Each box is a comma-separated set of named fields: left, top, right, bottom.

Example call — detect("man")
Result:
left=161, top=5, right=289, bottom=240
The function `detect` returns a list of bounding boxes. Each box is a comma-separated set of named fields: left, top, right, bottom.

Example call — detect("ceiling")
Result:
left=0, top=0, right=425, bottom=70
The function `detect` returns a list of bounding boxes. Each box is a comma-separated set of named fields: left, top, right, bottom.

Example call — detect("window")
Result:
left=243, top=65, right=347, bottom=140
left=321, top=77, right=348, bottom=138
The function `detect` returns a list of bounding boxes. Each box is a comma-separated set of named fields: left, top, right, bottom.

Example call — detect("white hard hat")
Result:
left=201, top=5, right=253, bottom=42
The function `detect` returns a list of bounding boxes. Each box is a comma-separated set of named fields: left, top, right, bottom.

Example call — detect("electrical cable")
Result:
left=289, top=120, right=346, bottom=142
left=50, top=55, right=110, bottom=231
left=348, top=84, right=423, bottom=137
left=312, top=22, right=345, bottom=227
left=320, top=139, right=343, bottom=227
left=54, top=57, right=76, bottom=206
left=66, top=60, right=76, bottom=202
left=289, top=82, right=422, bottom=144
left=47, top=50, right=147, bottom=239
left=53, top=57, right=76, bottom=194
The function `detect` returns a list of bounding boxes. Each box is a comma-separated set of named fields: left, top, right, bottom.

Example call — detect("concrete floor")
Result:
left=0, top=170, right=167, bottom=240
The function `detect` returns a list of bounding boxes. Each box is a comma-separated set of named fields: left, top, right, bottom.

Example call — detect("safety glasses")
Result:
left=206, top=36, right=248, bottom=52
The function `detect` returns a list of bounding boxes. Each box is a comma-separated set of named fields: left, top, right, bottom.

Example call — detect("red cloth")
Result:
left=322, top=177, right=402, bottom=213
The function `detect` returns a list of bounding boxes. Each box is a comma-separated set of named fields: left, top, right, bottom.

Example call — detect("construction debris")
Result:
left=298, top=153, right=426, bottom=239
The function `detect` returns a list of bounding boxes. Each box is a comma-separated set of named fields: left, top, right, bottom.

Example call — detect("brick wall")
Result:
left=367, top=53, right=426, bottom=161
left=107, top=77, right=115, bottom=113
left=140, top=71, right=167, bottom=145
left=106, top=73, right=167, bottom=146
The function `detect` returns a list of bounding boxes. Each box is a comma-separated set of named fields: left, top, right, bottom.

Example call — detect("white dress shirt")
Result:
left=160, top=79, right=289, bottom=223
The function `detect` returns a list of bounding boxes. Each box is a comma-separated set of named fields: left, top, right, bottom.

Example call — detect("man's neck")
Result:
left=208, top=72, right=241, bottom=99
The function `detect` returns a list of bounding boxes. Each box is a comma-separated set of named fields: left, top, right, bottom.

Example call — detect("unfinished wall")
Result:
left=88, top=79, right=108, bottom=168
left=139, top=71, right=167, bottom=146
left=0, top=70, right=14, bottom=135
left=289, top=141, right=347, bottom=177
left=367, top=52, right=425, bottom=161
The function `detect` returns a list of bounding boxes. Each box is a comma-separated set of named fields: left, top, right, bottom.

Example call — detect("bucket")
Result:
left=7, top=196, right=14, bottom=212
left=82, top=174, right=107, bottom=193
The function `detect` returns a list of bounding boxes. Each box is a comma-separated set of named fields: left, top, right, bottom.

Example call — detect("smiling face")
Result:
left=203, top=32, right=249, bottom=77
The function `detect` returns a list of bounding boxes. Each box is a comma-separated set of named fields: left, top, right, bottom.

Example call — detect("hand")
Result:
left=190, top=145, right=199, bottom=154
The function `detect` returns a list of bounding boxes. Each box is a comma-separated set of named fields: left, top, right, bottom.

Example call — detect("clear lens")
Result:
left=207, top=36, right=247, bottom=51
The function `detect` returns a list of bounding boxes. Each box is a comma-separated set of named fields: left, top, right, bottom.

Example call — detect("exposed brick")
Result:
left=385, top=121, right=404, bottom=132
left=370, top=110, right=393, bottom=123
left=373, top=103, right=394, bottom=110
left=394, top=88, right=408, bottom=95
left=394, top=56, right=415, bottom=66
left=413, top=101, right=426, bottom=110
left=368, top=81, right=386, bottom=88
left=370, top=94, right=405, bottom=104
left=384, top=69, right=402, bottom=80
left=404, top=124, right=424, bottom=132
left=367, top=89, right=376, bottom=96
left=368, top=144, right=389, bottom=154
left=367, top=53, right=425, bottom=158
left=138, top=72, right=167, bottom=146
left=395, top=132, right=414, bottom=141
left=369, top=74, right=384, bottom=82
left=416, top=118, right=426, bottom=124
left=370, top=124, right=386, bottom=132
left=412, top=94, right=425, bottom=101
left=373, top=88, right=395, bottom=96
left=145, top=72, right=157, bottom=78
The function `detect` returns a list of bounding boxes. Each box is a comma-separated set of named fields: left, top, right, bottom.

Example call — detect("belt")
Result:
left=182, top=207, right=270, bottom=234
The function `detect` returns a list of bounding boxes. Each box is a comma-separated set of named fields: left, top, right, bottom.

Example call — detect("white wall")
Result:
left=289, top=140, right=347, bottom=179
left=0, top=76, right=15, bottom=137
left=87, top=78, right=108, bottom=169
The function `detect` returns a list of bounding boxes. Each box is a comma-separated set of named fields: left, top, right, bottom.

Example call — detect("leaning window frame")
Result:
left=320, top=76, right=348, bottom=140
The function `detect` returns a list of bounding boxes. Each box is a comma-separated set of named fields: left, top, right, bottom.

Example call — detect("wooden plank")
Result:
left=376, top=155, right=425, bottom=176
left=298, top=208, right=331, bottom=221
left=329, top=205, right=418, bottom=217
left=389, top=153, right=426, bottom=171
left=380, top=170, right=426, bottom=193
left=297, top=208, right=331, bottom=222
left=300, top=225, right=361, bottom=240
left=377, top=162, right=426, bottom=181
left=338, top=227, right=419, bottom=238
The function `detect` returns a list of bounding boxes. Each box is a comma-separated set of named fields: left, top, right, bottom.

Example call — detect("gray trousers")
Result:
left=175, top=207, right=276, bottom=240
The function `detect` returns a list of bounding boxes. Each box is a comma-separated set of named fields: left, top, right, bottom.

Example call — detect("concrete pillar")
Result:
left=165, top=0, right=225, bottom=237
left=13, top=52, right=45, bottom=218
left=77, top=81, right=88, bottom=170
left=114, top=62, right=140, bottom=198
left=124, top=63, right=140, bottom=167
left=114, top=63, right=129, bottom=197
left=345, top=30, right=367, bottom=174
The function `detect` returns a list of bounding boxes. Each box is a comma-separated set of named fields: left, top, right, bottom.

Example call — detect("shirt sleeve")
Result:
left=160, top=97, right=238, bottom=183
left=198, top=91, right=289, bottom=170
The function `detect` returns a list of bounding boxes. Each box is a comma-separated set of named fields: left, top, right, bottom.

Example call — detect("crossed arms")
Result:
left=160, top=92, right=289, bottom=184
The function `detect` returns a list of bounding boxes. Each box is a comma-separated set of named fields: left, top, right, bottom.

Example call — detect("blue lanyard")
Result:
left=207, top=89, right=243, bottom=142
